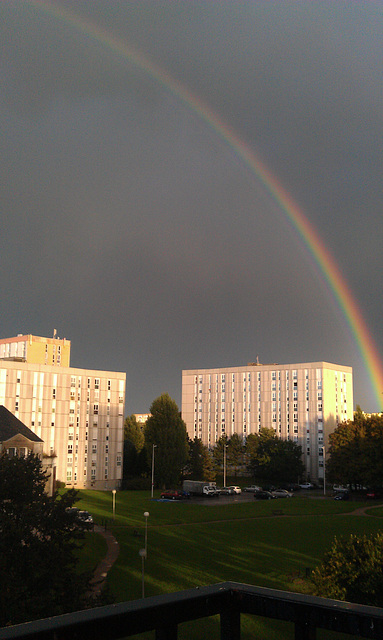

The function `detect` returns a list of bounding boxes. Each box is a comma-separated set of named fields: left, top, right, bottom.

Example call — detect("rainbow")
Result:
left=27, top=0, right=383, bottom=409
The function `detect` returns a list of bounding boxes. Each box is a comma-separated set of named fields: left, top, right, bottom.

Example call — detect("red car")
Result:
left=366, top=490, right=383, bottom=499
left=160, top=490, right=185, bottom=500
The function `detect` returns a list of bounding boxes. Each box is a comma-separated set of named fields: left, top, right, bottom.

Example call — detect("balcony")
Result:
left=2, top=582, right=383, bottom=640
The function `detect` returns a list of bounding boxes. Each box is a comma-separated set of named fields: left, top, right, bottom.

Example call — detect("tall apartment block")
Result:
left=0, top=334, right=126, bottom=490
left=182, top=361, right=353, bottom=483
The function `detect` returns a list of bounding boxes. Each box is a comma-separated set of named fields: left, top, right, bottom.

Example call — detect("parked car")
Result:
left=160, top=490, right=185, bottom=500
left=254, top=491, right=275, bottom=500
left=243, top=485, right=262, bottom=493
left=204, top=487, right=218, bottom=497
left=281, top=484, right=300, bottom=492
left=366, top=490, right=383, bottom=500
left=334, top=492, right=349, bottom=501
left=299, top=482, right=314, bottom=490
left=65, top=508, right=94, bottom=529
left=271, top=489, right=293, bottom=498
left=333, top=484, right=349, bottom=493
left=228, top=486, right=242, bottom=494
left=77, top=510, right=94, bottom=526
left=220, top=487, right=234, bottom=495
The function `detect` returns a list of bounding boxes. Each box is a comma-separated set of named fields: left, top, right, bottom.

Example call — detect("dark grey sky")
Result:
left=1, top=1, right=382, bottom=412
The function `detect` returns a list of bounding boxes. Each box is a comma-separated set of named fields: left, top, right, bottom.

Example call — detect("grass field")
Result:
left=75, top=490, right=383, bottom=640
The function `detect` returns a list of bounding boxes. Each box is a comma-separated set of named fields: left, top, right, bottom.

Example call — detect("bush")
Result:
left=312, top=532, right=383, bottom=606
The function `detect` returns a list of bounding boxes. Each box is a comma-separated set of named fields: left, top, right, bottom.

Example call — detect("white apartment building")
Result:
left=182, top=361, right=353, bottom=482
left=0, top=334, right=126, bottom=490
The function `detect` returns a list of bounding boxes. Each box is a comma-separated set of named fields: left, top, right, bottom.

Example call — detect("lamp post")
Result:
left=112, top=489, right=116, bottom=520
left=144, top=511, right=149, bottom=557
left=138, top=548, right=146, bottom=598
left=223, top=444, right=228, bottom=487
left=151, top=444, right=157, bottom=498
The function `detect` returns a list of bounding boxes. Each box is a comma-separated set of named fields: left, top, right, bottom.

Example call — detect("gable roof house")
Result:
left=0, top=405, right=55, bottom=495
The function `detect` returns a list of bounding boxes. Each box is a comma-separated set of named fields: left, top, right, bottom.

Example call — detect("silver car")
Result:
left=271, top=489, right=293, bottom=498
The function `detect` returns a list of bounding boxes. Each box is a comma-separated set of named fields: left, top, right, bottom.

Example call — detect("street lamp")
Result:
left=112, top=489, right=116, bottom=520
left=138, top=548, right=146, bottom=598
left=144, top=511, right=149, bottom=557
left=223, top=444, right=228, bottom=487
left=151, top=444, right=157, bottom=498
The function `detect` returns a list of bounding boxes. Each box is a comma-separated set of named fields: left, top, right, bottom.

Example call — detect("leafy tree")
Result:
left=245, top=433, right=259, bottom=471
left=144, top=394, right=189, bottom=488
left=188, top=437, right=215, bottom=481
left=123, top=414, right=145, bottom=479
left=246, top=428, right=304, bottom=485
left=327, top=414, right=383, bottom=489
left=124, top=414, right=144, bottom=452
left=0, top=452, right=92, bottom=627
left=227, top=433, right=244, bottom=477
left=312, top=532, right=383, bottom=606
left=212, top=435, right=229, bottom=476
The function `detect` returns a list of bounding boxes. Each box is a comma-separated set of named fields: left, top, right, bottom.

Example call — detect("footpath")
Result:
left=88, top=525, right=120, bottom=596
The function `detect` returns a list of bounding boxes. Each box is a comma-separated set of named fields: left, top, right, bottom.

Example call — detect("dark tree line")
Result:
left=123, top=395, right=304, bottom=488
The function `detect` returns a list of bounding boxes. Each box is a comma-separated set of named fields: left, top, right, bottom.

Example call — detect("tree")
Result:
left=246, top=428, right=304, bottom=485
left=187, top=437, right=215, bottom=481
left=212, top=435, right=229, bottom=478
left=312, top=532, right=383, bottom=606
left=123, top=415, right=145, bottom=479
left=327, top=414, right=383, bottom=490
left=124, top=414, right=144, bottom=453
left=0, top=452, right=93, bottom=627
left=227, top=433, right=244, bottom=477
left=144, top=394, right=189, bottom=488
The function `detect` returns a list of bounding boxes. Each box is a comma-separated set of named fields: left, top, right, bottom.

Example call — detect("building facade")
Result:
left=182, top=361, right=353, bottom=482
left=0, top=334, right=126, bottom=490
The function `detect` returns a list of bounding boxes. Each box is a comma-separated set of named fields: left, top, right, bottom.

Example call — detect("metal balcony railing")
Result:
left=1, top=582, right=383, bottom=640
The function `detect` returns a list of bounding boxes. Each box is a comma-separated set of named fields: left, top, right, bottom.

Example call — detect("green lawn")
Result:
left=76, top=491, right=383, bottom=640
left=74, top=530, right=108, bottom=574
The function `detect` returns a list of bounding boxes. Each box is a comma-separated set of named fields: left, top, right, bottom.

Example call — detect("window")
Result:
left=116, top=454, right=122, bottom=467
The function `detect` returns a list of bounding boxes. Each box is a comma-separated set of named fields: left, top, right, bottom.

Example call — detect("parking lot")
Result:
left=190, top=491, right=255, bottom=506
